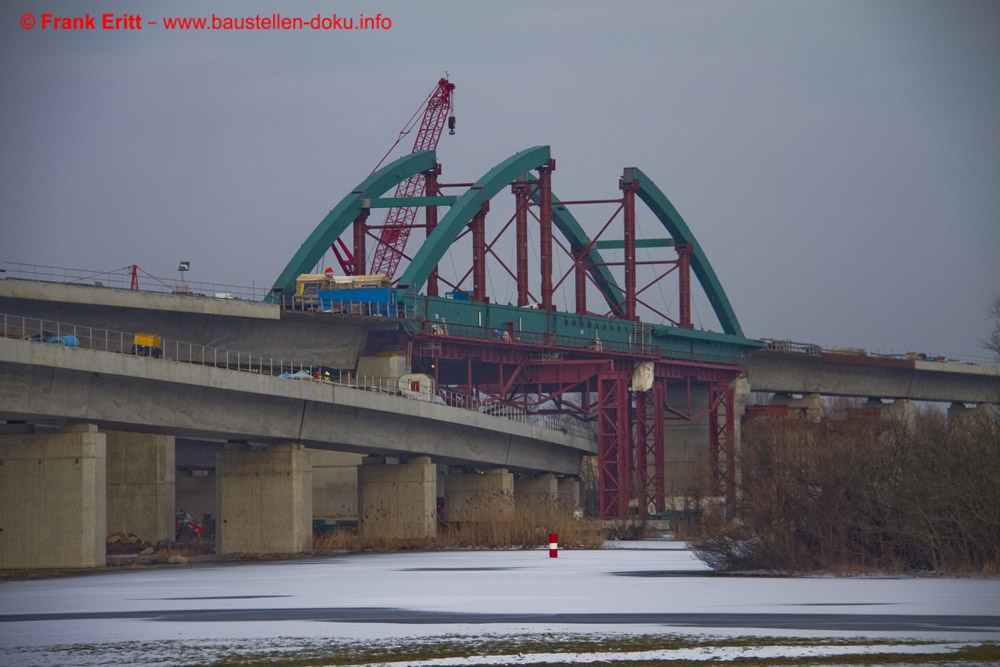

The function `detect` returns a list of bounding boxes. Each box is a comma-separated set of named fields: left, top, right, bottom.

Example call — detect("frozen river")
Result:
left=1, top=540, right=998, bottom=665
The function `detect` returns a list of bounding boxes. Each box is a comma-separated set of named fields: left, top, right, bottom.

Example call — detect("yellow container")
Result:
left=133, top=333, right=162, bottom=348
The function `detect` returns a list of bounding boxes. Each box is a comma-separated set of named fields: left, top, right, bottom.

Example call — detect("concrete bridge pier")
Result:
left=445, top=468, right=514, bottom=522
left=0, top=423, right=106, bottom=569
left=881, top=399, right=916, bottom=430
left=216, top=443, right=312, bottom=555
left=312, top=450, right=362, bottom=523
left=949, top=402, right=998, bottom=431
left=557, top=476, right=580, bottom=509
left=104, top=431, right=175, bottom=544
left=663, top=382, right=710, bottom=498
left=357, top=456, right=437, bottom=542
left=770, top=392, right=824, bottom=421
left=515, top=473, right=558, bottom=519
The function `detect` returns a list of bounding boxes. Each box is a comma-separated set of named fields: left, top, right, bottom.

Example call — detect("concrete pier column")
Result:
left=789, top=393, right=824, bottom=422
left=950, top=402, right=998, bottom=432
left=557, top=476, right=581, bottom=509
left=882, top=399, right=916, bottom=430
left=216, top=443, right=312, bottom=555
left=0, top=424, right=106, bottom=569
left=515, top=473, right=558, bottom=514
left=311, top=449, right=362, bottom=523
left=663, top=381, right=710, bottom=497
left=948, top=402, right=968, bottom=423
left=357, top=456, right=436, bottom=541
left=104, top=431, right=175, bottom=544
left=445, top=468, right=514, bottom=522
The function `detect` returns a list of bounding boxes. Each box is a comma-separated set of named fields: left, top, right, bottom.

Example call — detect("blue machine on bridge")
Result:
left=317, top=287, right=400, bottom=317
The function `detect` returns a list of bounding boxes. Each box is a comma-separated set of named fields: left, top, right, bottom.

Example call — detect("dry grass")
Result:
left=313, top=499, right=606, bottom=553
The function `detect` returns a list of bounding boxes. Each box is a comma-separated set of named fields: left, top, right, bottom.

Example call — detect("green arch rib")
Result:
left=268, top=150, right=438, bottom=299
left=398, top=146, right=551, bottom=292
left=628, top=167, right=743, bottom=336
left=398, top=146, right=625, bottom=315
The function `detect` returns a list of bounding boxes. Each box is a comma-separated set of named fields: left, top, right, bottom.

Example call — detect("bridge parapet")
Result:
left=0, top=312, right=596, bottom=447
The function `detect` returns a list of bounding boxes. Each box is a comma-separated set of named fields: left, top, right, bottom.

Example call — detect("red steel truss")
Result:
left=337, top=146, right=750, bottom=520
left=597, top=371, right=631, bottom=519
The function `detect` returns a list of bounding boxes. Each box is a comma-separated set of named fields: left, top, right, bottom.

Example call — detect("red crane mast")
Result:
left=330, top=78, right=456, bottom=278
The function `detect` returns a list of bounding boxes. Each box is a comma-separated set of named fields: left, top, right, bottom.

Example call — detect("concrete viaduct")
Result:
left=2, top=278, right=998, bottom=569
left=0, top=280, right=592, bottom=569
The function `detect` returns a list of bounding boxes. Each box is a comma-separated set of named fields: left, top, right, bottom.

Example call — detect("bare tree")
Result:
left=987, top=295, right=1000, bottom=359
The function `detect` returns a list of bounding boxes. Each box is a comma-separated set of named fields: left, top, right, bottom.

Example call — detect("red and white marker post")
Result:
left=549, top=533, right=558, bottom=558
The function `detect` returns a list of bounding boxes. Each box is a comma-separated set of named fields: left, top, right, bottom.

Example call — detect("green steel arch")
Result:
left=398, top=146, right=551, bottom=293
left=627, top=167, right=743, bottom=336
left=530, top=175, right=625, bottom=315
left=268, top=150, right=438, bottom=299
left=398, top=146, right=625, bottom=314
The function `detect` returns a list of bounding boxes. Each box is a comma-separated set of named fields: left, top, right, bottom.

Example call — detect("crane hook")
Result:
left=448, top=114, right=456, bottom=135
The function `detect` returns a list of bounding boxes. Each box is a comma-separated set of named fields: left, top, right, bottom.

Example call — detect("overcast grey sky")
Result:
left=2, top=0, right=998, bottom=359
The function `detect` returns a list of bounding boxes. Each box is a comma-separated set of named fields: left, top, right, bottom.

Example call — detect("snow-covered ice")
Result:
left=1, top=540, right=998, bottom=665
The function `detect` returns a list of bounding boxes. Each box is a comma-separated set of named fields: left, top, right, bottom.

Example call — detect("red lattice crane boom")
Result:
left=370, top=77, right=455, bottom=278
left=330, top=77, right=456, bottom=278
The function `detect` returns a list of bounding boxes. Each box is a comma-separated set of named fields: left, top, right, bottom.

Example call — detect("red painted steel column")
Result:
left=353, top=210, right=369, bottom=277
left=678, top=243, right=692, bottom=329
left=652, top=379, right=666, bottom=514
left=574, top=248, right=587, bottom=315
left=635, top=380, right=665, bottom=517
left=513, top=182, right=530, bottom=307
left=722, top=384, right=736, bottom=512
left=635, top=388, right=652, bottom=517
left=620, top=178, right=638, bottom=321
left=709, top=382, right=736, bottom=510
left=538, top=160, right=555, bottom=311
left=425, top=166, right=441, bottom=298
left=472, top=203, right=488, bottom=303
left=598, top=371, right=631, bottom=520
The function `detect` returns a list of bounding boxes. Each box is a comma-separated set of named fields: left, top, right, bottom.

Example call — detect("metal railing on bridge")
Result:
left=1, top=261, right=268, bottom=301
left=407, top=318, right=658, bottom=358
left=0, top=313, right=596, bottom=442
left=760, top=337, right=1000, bottom=368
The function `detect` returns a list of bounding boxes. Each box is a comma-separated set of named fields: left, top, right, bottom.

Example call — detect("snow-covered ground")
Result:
left=1, top=540, right=998, bottom=666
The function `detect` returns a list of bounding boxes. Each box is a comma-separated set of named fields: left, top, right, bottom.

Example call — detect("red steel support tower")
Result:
left=621, top=176, right=638, bottom=321
left=538, top=160, right=555, bottom=311
left=678, top=243, right=693, bottom=329
left=513, top=181, right=531, bottom=307
left=425, top=166, right=441, bottom=297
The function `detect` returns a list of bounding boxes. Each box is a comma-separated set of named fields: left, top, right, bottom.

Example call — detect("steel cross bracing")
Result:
left=277, top=144, right=760, bottom=520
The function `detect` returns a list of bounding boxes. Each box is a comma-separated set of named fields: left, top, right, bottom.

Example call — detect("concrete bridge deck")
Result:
left=746, top=347, right=999, bottom=404
left=0, top=337, right=595, bottom=475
